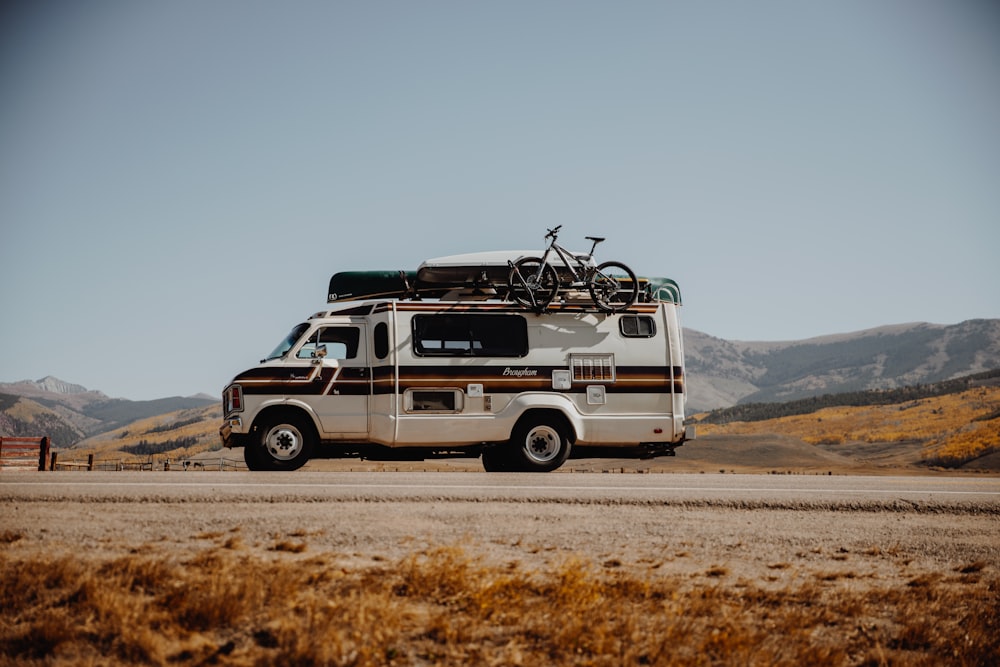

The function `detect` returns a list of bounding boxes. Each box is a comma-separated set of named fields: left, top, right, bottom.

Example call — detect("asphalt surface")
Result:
left=2, top=471, right=998, bottom=511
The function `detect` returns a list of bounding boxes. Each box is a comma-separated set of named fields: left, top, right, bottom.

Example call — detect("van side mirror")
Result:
left=312, top=344, right=327, bottom=359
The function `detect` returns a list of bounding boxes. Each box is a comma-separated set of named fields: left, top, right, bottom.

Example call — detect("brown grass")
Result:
left=69, top=405, right=221, bottom=461
left=699, top=386, right=1000, bottom=466
left=1, top=543, right=997, bottom=666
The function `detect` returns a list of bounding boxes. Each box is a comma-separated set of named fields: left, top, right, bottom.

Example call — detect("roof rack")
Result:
left=327, top=252, right=681, bottom=306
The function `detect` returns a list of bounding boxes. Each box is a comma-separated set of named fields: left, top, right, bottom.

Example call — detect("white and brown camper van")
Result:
left=220, top=253, right=692, bottom=472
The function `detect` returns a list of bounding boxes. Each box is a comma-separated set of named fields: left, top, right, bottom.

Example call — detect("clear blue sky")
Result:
left=2, top=1, right=998, bottom=400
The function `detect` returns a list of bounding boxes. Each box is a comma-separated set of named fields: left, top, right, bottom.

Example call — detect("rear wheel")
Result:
left=589, top=260, right=638, bottom=312
left=246, top=413, right=316, bottom=471
left=509, top=415, right=572, bottom=472
left=508, top=258, right=559, bottom=310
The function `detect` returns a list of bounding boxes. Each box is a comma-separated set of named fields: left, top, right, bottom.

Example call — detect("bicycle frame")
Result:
left=533, top=230, right=600, bottom=287
left=508, top=225, right=637, bottom=313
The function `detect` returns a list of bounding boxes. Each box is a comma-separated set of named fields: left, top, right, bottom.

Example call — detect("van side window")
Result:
left=412, top=315, right=528, bottom=357
left=620, top=315, right=656, bottom=338
left=374, top=322, right=389, bottom=359
left=297, top=327, right=361, bottom=359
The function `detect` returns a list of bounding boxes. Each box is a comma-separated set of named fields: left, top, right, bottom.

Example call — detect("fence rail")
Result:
left=0, top=436, right=50, bottom=471
left=49, top=454, right=248, bottom=472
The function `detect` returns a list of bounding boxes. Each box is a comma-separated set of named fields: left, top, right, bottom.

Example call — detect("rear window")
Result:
left=412, top=314, right=528, bottom=357
left=620, top=315, right=656, bottom=338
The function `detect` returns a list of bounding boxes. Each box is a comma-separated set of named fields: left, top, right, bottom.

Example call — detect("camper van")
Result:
left=220, top=253, right=692, bottom=472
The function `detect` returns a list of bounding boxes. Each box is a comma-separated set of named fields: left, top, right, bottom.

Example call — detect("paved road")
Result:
left=2, top=471, right=998, bottom=511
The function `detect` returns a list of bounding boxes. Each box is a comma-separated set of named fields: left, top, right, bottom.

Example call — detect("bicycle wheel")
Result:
left=589, top=260, right=638, bottom=312
left=508, top=257, right=559, bottom=310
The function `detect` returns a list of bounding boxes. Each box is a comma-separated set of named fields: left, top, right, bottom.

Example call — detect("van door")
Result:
left=294, top=324, right=370, bottom=435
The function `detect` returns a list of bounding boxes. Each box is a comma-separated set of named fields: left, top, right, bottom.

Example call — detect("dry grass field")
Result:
left=68, top=405, right=221, bottom=462
left=2, top=521, right=998, bottom=666
left=695, top=386, right=1000, bottom=470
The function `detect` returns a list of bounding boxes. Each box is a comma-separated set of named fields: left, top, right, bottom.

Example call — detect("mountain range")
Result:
left=0, top=377, right=215, bottom=448
left=684, top=319, right=1000, bottom=413
left=1, top=319, right=998, bottom=447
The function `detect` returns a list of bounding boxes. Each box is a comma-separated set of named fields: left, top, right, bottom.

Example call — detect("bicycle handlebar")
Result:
left=546, top=225, right=562, bottom=239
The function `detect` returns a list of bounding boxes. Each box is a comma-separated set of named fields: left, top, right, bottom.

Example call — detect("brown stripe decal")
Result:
left=238, top=365, right=683, bottom=396
left=238, top=366, right=371, bottom=396
left=394, top=365, right=683, bottom=395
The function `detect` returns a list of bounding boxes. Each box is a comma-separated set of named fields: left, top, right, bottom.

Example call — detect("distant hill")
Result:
left=71, top=403, right=222, bottom=461
left=696, top=368, right=1000, bottom=425
left=0, top=393, right=87, bottom=448
left=0, top=377, right=215, bottom=448
left=685, top=319, right=1000, bottom=413
left=693, top=379, right=1000, bottom=471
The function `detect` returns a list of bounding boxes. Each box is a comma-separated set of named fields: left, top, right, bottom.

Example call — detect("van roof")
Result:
left=326, top=256, right=682, bottom=307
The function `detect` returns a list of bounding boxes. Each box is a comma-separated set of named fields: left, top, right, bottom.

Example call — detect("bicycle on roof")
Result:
left=506, top=225, right=638, bottom=313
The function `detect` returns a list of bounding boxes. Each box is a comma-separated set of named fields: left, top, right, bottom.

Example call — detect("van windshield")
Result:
left=265, top=323, right=311, bottom=361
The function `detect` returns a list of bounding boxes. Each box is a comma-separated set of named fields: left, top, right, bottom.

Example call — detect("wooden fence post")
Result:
left=87, top=454, right=94, bottom=471
left=50, top=451, right=58, bottom=471
left=37, top=437, right=50, bottom=471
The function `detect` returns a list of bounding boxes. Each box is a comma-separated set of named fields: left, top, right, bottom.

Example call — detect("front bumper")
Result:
left=219, top=418, right=246, bottom=448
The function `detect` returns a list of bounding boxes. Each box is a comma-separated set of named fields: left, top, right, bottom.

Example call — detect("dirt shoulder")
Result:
left=4, top=476, right=997, bottom=591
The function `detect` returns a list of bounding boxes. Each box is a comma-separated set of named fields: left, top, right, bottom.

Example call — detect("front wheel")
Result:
left=245, top=414, right=316, bottom=471
left=508, top=258, right=559, bottom=310
left=481, top=446, right=514, bottom=472
left=589, top=260, right=638, bottom=312
left=509, top=415, right=572, bottom=472
left=243, top=441, right=269, bottom=471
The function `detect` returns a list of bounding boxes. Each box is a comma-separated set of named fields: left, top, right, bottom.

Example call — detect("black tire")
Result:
left=508, top=258, right=559, bottom=310
left=243, top=441, right=269, bottom=471
left=248, top=413, right=316, bottom=471
left=481, top=446, right=514, bottom=472
left=509, top=415, right=572, bottom=472
left=589, top=260, right=638, bottom=312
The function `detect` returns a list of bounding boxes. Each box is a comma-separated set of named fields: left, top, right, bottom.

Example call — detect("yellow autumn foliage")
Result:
left=699, top=387, right=1000, bottom=465
left=69, top=404, right=221, bottom=461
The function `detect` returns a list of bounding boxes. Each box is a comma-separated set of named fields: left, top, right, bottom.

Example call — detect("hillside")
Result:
left=70, top=404, right=222, bottom=462
left=685, top=319, right=1000, bottom=412
left=693, top=383, right=1000, bottom=470
left=0, top=393, right=86, bottom=447
left=697, top=368, right=1000, bottom=424
left=0, top=377, right=215, bottom=448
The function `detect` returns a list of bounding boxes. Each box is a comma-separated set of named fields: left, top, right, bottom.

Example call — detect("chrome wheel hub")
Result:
left=265, top=425, right=303, bottom=461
